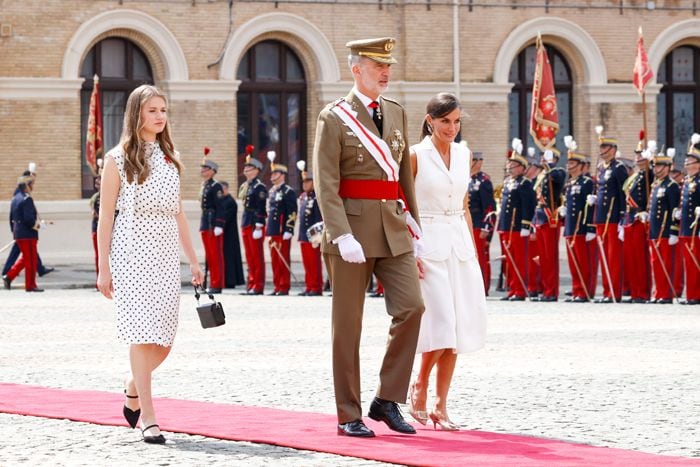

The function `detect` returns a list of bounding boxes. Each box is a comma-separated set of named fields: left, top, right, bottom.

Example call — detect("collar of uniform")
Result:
left=352, top=86, right=381, bottom=116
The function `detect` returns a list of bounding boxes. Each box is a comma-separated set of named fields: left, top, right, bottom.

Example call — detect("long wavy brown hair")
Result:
left=120, top=85, right=183, bottom=184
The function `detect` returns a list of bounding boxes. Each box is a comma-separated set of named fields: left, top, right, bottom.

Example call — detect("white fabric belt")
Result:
left=420, top=209, right=465, bottom=217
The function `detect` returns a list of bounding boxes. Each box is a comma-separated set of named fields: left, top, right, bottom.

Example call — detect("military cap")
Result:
left=271, top=163, right=288, bottom=174
left=472, top=151, right=484, bottom=160
left=17, top=175, right=33, bottom=185
left=508, top=151, right=528, bottom=167
left=346, top=37, right=397, bottom=64
left=654, top=152, right=673, bottom=166
left=687, top=133, right=700, bottom=160
left=244, top=155, right=263, bottom=171
left=568, top=152, right=588, bottom=164
left=599, top=136, right=618, bottom=147
left=201, top=159, right=219, bottom=172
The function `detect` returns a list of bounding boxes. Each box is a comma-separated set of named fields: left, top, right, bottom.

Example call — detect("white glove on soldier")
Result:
left=252, top=228, right=263, bottom=240
left=618, top=224, right=624, bottom=242
left=585, top=232, right=596, bottom=242
left=213, top=226, right=223, bottom=237
left=282, top=232, right=293, bottom=241
left=635, top=211, right=649, bottom=223
left=520, top=228, right=530, bottom=237
left=669, top=235, right=679, bottom=246
left=337, top=235, right=366, bottom=263
left=586, top=194, right=597, bottom=206
left=558, top=205, right=567, bottom=218
left=672, top=208, right=681, bottom=221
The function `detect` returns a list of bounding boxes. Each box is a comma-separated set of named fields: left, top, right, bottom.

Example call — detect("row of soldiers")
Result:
left=469, top=131, right=700, bottom=305
left=199, top=148, right=323, bottom=296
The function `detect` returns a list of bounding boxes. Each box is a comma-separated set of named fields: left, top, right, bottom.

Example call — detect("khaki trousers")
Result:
left=324, top=252, right=424, bottom=423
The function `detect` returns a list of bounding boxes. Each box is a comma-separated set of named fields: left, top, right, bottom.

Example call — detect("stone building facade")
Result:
left=1, top=0, right=699, bottom=204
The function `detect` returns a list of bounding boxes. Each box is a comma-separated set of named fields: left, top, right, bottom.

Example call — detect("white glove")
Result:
left=586, top=194, right=597, bottom=206
left=282, top=232, right=293, bottom=241
left=213, top=226, right=223, bottom=237
left=669, top=235, right=679, bottom=246
left=413, top=237, right=426, bottom=258
left=695, top=206, right=700, bottom=217
left=672, top=208, right=681, bottom=221
left=312, top=242, right=320, bottom=249
left=558, top=205, right=567, bottom=218
left=585, top=232, right=596, bottom=242
left=337, top=235, right=366, bottom=263
left=252, top=228, right=263, bottom=240
left=617, top=224, right=624, bottom=242
left=635, top=211, right=649, bottom=223
left=520, top=228, right=530, bottom=237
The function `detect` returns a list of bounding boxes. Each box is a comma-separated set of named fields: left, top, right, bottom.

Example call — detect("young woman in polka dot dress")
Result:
left=97, top=85, right=203, bottom=444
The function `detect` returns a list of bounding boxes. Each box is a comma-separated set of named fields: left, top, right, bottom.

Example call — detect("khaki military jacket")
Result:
left=312, top=91, right=418, bottom=258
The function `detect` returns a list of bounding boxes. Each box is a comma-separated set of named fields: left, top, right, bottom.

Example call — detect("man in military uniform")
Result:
left=670, top=166, right=686, bottom=298
left=219, top=181, right=245, bottom=288
left=312, top=37, right=424, bottom=437
left=524, top=150, right=542, bottom=298
left=265, top=159, right=297, bottom=296
left=561, top=147, right=596, bottom=302
left=678, top=136, right=700, bottom=304
left=497, top=145, right=536, bottom=301
left=297, top=163, right=324, bottom=296
left=648, top=149, right=681, bottom=303
left=240, top=154, right=268, bottom=295
left=533, top=149, right=566, bottom=301
left=591, top=133, right=628, bottom=303
left=620, top=140, right=653, bottom=303
left=199, top=159, right=226, bottom=293
left=468, top=151, right=496, bottom=294
left=3, top=175, right=43, bottom=292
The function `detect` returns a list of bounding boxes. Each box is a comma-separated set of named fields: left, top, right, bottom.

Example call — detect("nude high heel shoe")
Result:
left=429, top=410, right=459, bottom=431
left=407, top=383, right=428, bottom=425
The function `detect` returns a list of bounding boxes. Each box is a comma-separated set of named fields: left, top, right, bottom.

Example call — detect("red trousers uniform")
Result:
left=623, top=222, right=650, bottom=300
left=472, top=227, right=491, bottom=295
left=681, top=237, right=699, bottom=301
left=535, top=223, right=560, bottom=298
left=269, top=236, right=291, bottom=293
left=300, top=242, right=323, bottom=294
left=92, top=231, right=99, bottom=286
left=241, top=225, right=265, bottom=293
left=565, top=235, right=592, bottom=300
left=6, top=238, right=38, bottom=291
left=673, top=242, right=684, bottom=297
left=201, top=230, right=224, bottom=290
left=527, top=235, right=541, bottom=296
left=499, top=231, right=527, bottom=298
left=596, top=224, right=623, bottom=300
left=650, top=238, right=675, bottom=300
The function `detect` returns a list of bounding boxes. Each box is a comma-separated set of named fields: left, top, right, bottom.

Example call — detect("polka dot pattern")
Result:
left=107, top=142, right=181, bottom=346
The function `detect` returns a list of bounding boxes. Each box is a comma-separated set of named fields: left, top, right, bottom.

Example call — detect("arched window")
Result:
left=80, top=38, right=154, bottom=198
left=657, top=46, right=700, bottom=167
left=236, top=40, right=306, bottom=189
left=508, top=44, right=573, bottom=159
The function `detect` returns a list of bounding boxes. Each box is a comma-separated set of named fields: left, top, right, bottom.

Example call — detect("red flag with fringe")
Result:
left=633, top=27, right=653, bottom=95
left=529, top=35, right=559, bottom=155
left=85, top=74, right=103, bottom=174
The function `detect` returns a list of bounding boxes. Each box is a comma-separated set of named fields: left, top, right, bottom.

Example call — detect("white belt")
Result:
left=420, top=209, right=465, bottom=217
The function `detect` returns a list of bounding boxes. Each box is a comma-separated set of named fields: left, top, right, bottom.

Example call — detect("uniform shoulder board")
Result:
left=582, top=175, right=593, bottom=183
left=482, top=173, right=491, bottom=181
left=381, top=96, right=401, bottom=106
left=328, top=97, right=345, bottom=109
left=668, top=179, right=679, bottom=188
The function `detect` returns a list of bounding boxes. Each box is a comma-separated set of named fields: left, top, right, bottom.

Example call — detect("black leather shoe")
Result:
left=572, top=296, right=589, bottom=303
left=368, top=397, right=416, bottom=434
left=685, top=299, right=699, bottom=305
left=595, top=297, right=613, bottom=304
left=297, top=291, right=308, bottom=296
left=206, top=288, right=222, bottom=294
left=509, top=295, right=525, bottom=301
left=369, top=292, right=384, bottom=298
left=337, top=419, right=375, bottom=437
left=2, top=275, right=10, bottom=290
left=247, top=290, right=263, bottom=295
left=656, top=298, right=672, bottom=304
left=38, top=267, right=55, bottom=277
left=564, top=297, right=574, bottom=302
left=539, top=296, right=557, bottom=302
left=564, top=290, right=573, bottom=296
left=306, top=291, right=322, bottom=296
left=631, top=298, right=647, bottom=304
left=26, top=288, right=44, bottom=293
left=276, top=291, right=289, bottom=296
left=500, top=295, right=511, bottom=301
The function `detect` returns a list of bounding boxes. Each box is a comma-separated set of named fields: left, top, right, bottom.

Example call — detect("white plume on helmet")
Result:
left=543, top=150, right=554, bottom=163
left=595, top=125, right=604, bottom=136
left=691, top=133, right=700, bottom=145
left=28, top=162, right=37, bottom=173
left=266, top=151, right=276, bottom=162
left=647, top=140, right=658, bottom=154
left=527, top=147, right=535, bottom=157
left=511, top=138, right=523, bottom=155
left=564, top=135, right=577, bottom=151
left=667, top=148, right=676, bottom=158
left=296, top=160, right=306, bottom=171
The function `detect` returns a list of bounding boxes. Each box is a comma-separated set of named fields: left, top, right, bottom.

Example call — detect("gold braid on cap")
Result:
left=358, top=51, right=392, bottom=60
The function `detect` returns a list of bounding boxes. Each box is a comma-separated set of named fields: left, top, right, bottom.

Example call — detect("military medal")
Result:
left=392, top=129, right=406, bottom=161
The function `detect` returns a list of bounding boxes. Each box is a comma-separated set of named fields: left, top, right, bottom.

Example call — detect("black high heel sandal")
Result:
left=142, top=424, right=166, bottom=444
left=123, top=391, right=141, bottom=429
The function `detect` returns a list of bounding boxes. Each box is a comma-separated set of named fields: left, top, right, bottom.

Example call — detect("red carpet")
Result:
left=0, top=382, right=697, bottom=466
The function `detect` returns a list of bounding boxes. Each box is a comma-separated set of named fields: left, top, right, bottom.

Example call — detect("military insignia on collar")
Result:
left=391, top=129, right=406, bottom=160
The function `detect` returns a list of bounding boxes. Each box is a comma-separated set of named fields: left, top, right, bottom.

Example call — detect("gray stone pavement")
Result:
left=0, top=277, right=699, bottom=466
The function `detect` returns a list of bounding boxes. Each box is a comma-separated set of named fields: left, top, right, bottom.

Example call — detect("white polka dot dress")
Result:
left=108, top=142, right=181, bottom=347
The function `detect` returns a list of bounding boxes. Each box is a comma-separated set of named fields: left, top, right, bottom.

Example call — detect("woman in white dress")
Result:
left=97, top=85, right=203, bottom=444
left=408, top=93, right=487, bottom=430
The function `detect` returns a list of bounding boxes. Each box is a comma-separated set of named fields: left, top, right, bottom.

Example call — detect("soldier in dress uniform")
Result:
left=199, top=156, right=226, bottom=293
left=265, top=155, right=297, bottom=296
left=240, top=150, right=268, bottom=295
left=497, top=140, right=536, bottom=301
left=219, top=181, right=245, bottom=288
left=670, top=166, right=686, bottom=298
left=678, top=134, right=700, bottom=304
left=561, top=144, right=596, bottom=302
left=296, top=161, right=324, bottom=296
left=468, top=151, right=496, bottom=295
left=591, top=129, right=627, bottom=303
left=312, top=37, right=424, bottom=437
left=89, top=159, right=103, bottom=288
left=532, top=147, right=566, bottom=301
left=2, top=175, right=43, bottom=292
left=620, top=139, right=654, bottom=303
left=524, top=149, right=542, bottom=298
left=648, top=149, right=681, bottom=303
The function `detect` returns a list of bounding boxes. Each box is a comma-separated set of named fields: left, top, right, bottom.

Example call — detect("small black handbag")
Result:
left=194, top=285, right=226, bottom=329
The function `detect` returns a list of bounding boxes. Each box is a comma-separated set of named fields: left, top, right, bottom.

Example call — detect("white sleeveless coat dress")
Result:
left=412, top=137, right=487, bottom=354
left=108, top=142, right=182, bottom=346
